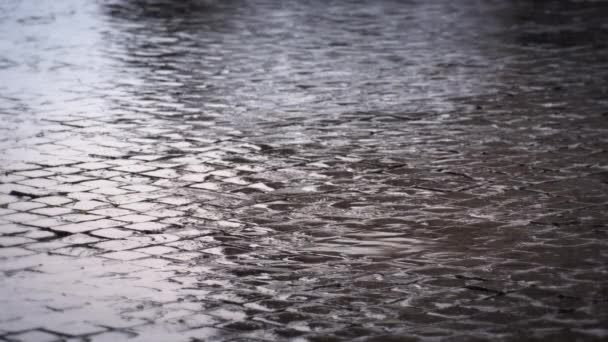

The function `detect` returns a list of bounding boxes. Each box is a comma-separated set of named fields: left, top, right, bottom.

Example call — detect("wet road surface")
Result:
left=1, top=0, right=608, bottom=341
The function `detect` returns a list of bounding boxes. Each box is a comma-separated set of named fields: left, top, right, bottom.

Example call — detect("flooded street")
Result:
left=1, top=0, right=607, bottom=341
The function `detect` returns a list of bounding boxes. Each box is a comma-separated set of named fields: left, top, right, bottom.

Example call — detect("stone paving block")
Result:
left=14, top=170, right=54, bottom=178
left=162, top=252, right=203, bottom=262
left=124, top=222, right=169, bottom=233
left=146, top=162, right=182, bottom=169
left=0, top=208, right=16, bottom=216
left=127, top=234, right=181, bottom=245
left=179, top=173, right=210, bottom=183
left=0, top=195, right=20, bottom=205
left=133, top=246, right=178, bottom=256
left=189, top=208, right=223, bottom=221
left=109, top=175, right=152, bottom=185
left=125, top=308, right=193, bottom=322
left=90, top=228, right=133, bottom=239
left=82, top=170, right=124, bottom=180
left=28, top=217, right=68, bottom=229
left=112, top=165, right=157, bottom=173
left=75, top=162, right=112, bottom=171
left=94, top=239, right=147, bottom=251
left=145, top=209, right=184, bottom=218
left=30, top=207, right=73, bottom=216
left=107, top=193, right=164, bottom=205
left=243, top=183, right=275, bottom=193
left=78, top=180, right=120, bottom=189
left=33, top=196, right=72, bottom=206
left=25, top=241, right=69, bottom=252
left=69, top=200, right=107, bottom=211
left=101, top=251, right=149, bottom=261
left=16, top=178, right=60, bottom=189
left=189, top=182, right=223, bottom=191
left=121, top=184, right=161, bottom=192
left=66, top=192, right=108, bottom=202
left=169, top=229, right=212, bottom=238
left=183, top=165, right=215, bottom=173
left=52, top=246, right=100, bottom=257
left=89, top=207, right=133, bottom=218
left=47, top=184, right=93, bottom=194
left=0, top=223, right=30, bottom=235
left=3, top=163, right=40, bottom=172
left=130, top=155, right=166, bottom=161
left=22, top=230, right=56, bottom=240
left=155, top=197, right=193, bottom=206
left=159, top=217, right=188, bottom=226
left=119, top=202, right=165, bottom=212
left=166, top=239, right=215, bottom=252
left=213, top=221, right=244, bottom=229
left=2, top=213, right=47, bottom=223
left=114, top=214, right=156, bottom=223
left=208, top=169, right=239, bottom=179
left=60, top=214, right=104, bottom=223
left=46, top=321, right=106, bottom=337
left=142, top=169, right=180, bottom=179
left=91, top=187, right=130, bottom=196
left=53, top=175, right=94, bottom=184
left=107, top=159, right=139, bottom=166
left=5, top=330, right=60, bottom=342
left=7, top=202, right=46, bottom=211
left=126, top=325, right=219, bottom=342
left=51, top=223, right=98, bottom=234
left=86, top=331, right=137, bottom=342
left=46, top=166, right=81, bottom=175
left=129, top=257, right=175, bottom=269
left=0, top=175, right=26, bottom=185
left=0, top=318, right=41, bottom=335
left=0, top=236, right=34, bottom=247
left=60, top=234, right=103, bottom=245
left=37, top=159, right=75, bottom=167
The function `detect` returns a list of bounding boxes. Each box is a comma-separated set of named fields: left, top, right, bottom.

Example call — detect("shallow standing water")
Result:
left=0, top=0, right=607, bottom=341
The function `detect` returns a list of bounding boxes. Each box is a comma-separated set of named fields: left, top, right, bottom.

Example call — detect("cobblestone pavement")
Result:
left=1, top=0, right=607, bottom=341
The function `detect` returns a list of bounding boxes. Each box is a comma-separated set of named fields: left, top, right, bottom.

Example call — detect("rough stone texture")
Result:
left=1, top=0, right=607, bottom=341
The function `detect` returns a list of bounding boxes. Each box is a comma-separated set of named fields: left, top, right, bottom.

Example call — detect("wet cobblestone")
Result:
left=1, top=0, right=608, bottom=341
